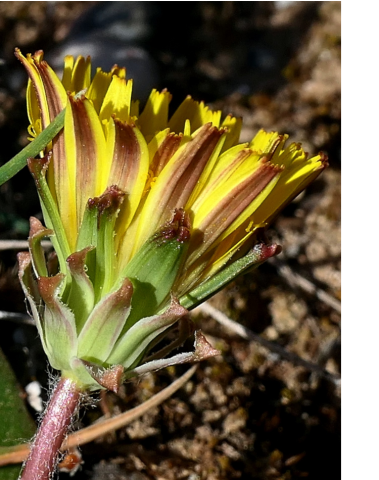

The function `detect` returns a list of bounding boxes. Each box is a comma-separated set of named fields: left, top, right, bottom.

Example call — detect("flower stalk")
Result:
left=19, top=377, right=82, bottom=480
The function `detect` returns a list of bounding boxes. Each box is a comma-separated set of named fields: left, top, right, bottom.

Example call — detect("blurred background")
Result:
left=0, top=2, right=340, bottom=479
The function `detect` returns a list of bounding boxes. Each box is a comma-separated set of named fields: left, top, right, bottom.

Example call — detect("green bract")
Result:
left=19, top=202, right=204, bottom=391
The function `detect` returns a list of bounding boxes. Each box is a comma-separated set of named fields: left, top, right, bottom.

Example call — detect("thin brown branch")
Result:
left=0, top=240, right=52, bottom=251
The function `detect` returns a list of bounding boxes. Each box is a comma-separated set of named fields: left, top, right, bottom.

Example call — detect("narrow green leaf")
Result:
left=179, top=243, right=280, bottom=310
left=0, top=109, right=65, bottom=187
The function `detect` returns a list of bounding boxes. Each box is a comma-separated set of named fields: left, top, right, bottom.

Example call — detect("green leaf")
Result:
left=0, top=108, right=65, bottom=187
left=179, top=243, right=281, bottom=310
left=0, top=348, right=35, bottom=479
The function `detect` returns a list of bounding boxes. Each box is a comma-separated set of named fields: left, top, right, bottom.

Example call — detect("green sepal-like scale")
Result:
left=120, top=208, right=191, bottom=327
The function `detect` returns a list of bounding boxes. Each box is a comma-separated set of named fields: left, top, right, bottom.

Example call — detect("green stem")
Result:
left=0, top=109, right=65, bottom=187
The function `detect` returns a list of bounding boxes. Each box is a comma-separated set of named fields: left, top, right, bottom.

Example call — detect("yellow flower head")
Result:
left=16, top=49, right=327, bottom=390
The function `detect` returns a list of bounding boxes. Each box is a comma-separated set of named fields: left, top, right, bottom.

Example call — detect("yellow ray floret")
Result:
left=17, top=49, right=327, bottom=299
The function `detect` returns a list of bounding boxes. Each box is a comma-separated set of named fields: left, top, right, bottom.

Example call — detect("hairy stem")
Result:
left=19, top=376, right=82, bottom=480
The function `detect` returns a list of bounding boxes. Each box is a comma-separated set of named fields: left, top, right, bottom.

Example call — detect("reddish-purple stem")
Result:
left=19, top=376, right=82, bottom=480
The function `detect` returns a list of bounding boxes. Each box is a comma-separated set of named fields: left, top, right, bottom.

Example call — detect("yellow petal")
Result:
left=99, top=76, right=133, bottom=124
left=186, top=143, right=249, bottom=208
left=54, top=97, right=77, bottom=250
left=221, top=114, right=242, bottom=151
left=61, top=55, right=74, bottom=90
left=62, top=93, right=107, bottom=243
left=168, top=96, right=222, bottom=134
left=86, top=68, right=114, bottom=114
left=61, top=55, right=91, bottom=93
left=188, top=159, right=282, bottom=264
left=15, top=49, right=67, bottom=129
left=106, top=119, right=149, bottom=234
left=138, top=89, right=172, bottom=140
left=250, top=129, right=283, bottom=153
left=133, top=124, right=224, bottom=253
left=252, top=149, right=328, bottom=225
left=147, top=129, right=183, bottom=179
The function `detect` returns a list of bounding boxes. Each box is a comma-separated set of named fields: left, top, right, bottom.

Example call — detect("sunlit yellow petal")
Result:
left=134, top=124, right=224, bottom=252
left=71, top=55, right=92, bottom=93
left=15, top=49, right=67, bottom=129
left=188, top=160, right=282, bottom=264
left=99, top=76, right=133, bottom=124
left=221, top=114, right=242, bottom=151
left=86, top=68, right=114, bottom=113
left=183, top=119, right=192, bottom=138
left=61, top=55, right=91, bottom=93
left=168, top=96, right=221, bottom=134
left=61, top=55, right=74, bottom=91
left=185, top=131, right=227, bottom=208
left=198, top=101, right=222, bottom=129
left=138, top=89, right=172, bottom=140
left=252, top=150, right=327, bottom=225
left=147, top=129, right=182, bottom=178
left=55, top=97, right=78, bottom=250
left=250, top=129, right=283, bottom=153
left=187, top=143, right=249, bottom=207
